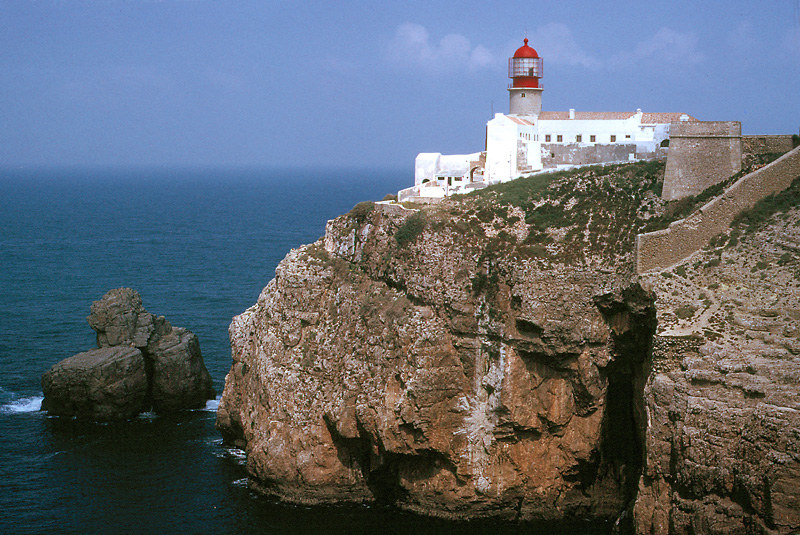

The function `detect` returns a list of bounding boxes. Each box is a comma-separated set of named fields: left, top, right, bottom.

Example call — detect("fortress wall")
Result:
left=662, top=121, right=742, bottom=201
left=541, top=143, right=639, bottom=168
left=636, top=145, right=800, bottom=273
left=742, top=135, right=797, bottom=156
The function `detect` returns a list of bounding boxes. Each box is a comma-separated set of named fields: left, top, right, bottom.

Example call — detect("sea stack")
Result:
left=42, top=288, right=215, bottom=421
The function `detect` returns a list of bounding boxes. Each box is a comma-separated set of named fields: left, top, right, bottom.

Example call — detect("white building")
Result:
left=411, top=152, right=485, bottom=198
left=399, top=38, right=696, bottom=201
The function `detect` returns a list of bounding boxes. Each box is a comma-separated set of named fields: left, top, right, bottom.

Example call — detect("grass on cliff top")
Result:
left=383, top=154, right=797, bottom=266
left=695, top=174, right=800, bottom=253
left=423, top=160, right=668, bottom=264
left=731, top=174, right=800, bottom=232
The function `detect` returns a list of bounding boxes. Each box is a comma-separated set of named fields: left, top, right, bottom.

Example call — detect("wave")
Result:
left=215, top=445, right=247, bottom=465
left=197, top=395, right=221, bottom=412
left=0, top=395, right=44, bottom=414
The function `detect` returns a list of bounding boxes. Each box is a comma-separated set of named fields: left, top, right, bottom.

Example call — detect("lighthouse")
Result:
left=400, top=32, right=699, bottom=201
left=508, top=38, right=543, bottom=117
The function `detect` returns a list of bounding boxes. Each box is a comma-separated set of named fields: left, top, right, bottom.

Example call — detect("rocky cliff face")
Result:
left=633, top=188, right=800, bottom=534
left=216, top=164, right=800, bottom=533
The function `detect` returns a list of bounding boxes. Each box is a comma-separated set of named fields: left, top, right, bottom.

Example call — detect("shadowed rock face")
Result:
left=41, top=346, right=147, bottom=421
left=217, top=203, right=656, bottom=523
left=42, top=288, right=215, bottom=421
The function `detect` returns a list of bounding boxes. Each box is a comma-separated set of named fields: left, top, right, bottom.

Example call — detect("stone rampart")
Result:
left=636, top=145, right=800, bottom=273
left=662, top=121, right=742, bottom=201
left=540, top=142, right=666, bottom=168
left=742, top=135, right=797, bottom=156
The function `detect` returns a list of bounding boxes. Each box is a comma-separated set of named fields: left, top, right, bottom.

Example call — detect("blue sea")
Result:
left=0, top=168, right=604, bottom=534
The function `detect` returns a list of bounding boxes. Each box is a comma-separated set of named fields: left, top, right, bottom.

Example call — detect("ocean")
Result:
left=0, top=167, right=602, bottom=534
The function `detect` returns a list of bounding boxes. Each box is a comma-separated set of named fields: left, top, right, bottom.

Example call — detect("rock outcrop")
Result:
left=633, top=196, right=800, bottom=534
left=41, top=346, right=148, bottom=421
left=217, top=165, right=663, bottom=524
left=42, top=288, right=215, bottom=421
left=217, top=162, right=800, bottom=532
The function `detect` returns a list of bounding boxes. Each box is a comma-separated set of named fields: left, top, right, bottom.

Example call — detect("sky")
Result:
left=1, top=0, right=799, bottom=170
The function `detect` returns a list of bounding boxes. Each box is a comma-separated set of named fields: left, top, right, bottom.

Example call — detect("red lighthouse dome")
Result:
left=509, top=38, right=543, bottom=88
left=513, top=38, right=539, bottom=58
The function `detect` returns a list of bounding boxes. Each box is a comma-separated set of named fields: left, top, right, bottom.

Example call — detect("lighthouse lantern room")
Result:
left=508, top=38, right=544, bottom=117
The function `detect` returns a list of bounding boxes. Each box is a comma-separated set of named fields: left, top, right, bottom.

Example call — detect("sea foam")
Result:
left=200, top=395, right=221, bottom=412
left=0, top=395, right=44, bottom=414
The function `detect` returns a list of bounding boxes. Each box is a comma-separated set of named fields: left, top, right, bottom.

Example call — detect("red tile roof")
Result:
left=507, top=116, right=535, bottom=125
left=641, top=112, right=699, bottom=123
left=538, top=111, right=698, bottom=123
left=539, top=111, right=635, bottom=120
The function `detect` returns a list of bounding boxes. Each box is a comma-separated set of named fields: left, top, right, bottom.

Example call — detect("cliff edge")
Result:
left=217, top=161, right=800, bottom=533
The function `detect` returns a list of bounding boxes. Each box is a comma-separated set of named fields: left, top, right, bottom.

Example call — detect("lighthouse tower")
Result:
left=508, top=38, right=543, bottom=117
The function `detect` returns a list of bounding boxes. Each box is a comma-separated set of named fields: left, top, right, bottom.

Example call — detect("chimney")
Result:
left=569, top=108, right=575, bottom=119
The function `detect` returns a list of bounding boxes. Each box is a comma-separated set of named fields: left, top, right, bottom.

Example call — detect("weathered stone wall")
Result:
left=743, top=135, right=797, bottom=156
left=541, top=142, right=660, bottom=168
left=662, top=121, right=742, bottom=201
left=651, top=335, right=702, bottom=373
left=636, top=145, right=800, bottom=272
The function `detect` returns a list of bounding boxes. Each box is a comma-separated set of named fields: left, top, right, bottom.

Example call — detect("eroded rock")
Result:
left=634, top=205, right=800, bottom=534
left=217, top=200, right=656, bottom=523
left=41, top=346, right=147, bottom=421
left=218, top=168, right=800, bottom=532
left=42, top=289, right=214, bottom=421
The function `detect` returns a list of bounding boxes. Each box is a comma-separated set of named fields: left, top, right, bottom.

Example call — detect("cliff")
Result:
left=217, top=161, right=800, bottom=533
left=634, top=180, right=800, bottom=534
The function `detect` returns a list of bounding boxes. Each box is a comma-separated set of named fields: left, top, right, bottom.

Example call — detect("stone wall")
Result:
left=743, top=135, right=798, bottom=156
left=662, top=121, right=742, bottom=201
left=541, top=142, right=663, bottom=168
left=651, top=335, right=701, bottom=374
left=636, top=145, right=800, bottom=273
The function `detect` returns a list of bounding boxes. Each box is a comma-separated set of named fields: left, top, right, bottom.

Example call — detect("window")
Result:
left=521, top=93, right=526, bottom=98
left=610, top=135, right=616, bottom=142
left=545, top=135, right=551, bottom=142
left=625, top=134, right=631, bottom=139
left=590, top=135, right=596, bottom=142
left=576, top=135, right=582, bottom=142
left=557, top=135, right=563, bottom=142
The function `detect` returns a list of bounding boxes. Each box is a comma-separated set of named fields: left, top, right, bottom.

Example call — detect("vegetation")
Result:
left=436, top=160, right=669, bottom=264
left=332, top=158, right=799, bottom=276
left=348, top=201, right=375, bottom=222
left=730, top=176, right=800, bottom=233
left=642, top=153, right=786, bottom=233
left=394, top=211, right=426, bottom=247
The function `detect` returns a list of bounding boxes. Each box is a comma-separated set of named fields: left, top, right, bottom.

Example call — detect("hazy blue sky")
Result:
left=1, top=1, right=798, bottom=170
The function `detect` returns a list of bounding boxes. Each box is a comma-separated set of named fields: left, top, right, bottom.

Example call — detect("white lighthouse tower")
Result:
left=507, top=38, right=543, bottom=117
